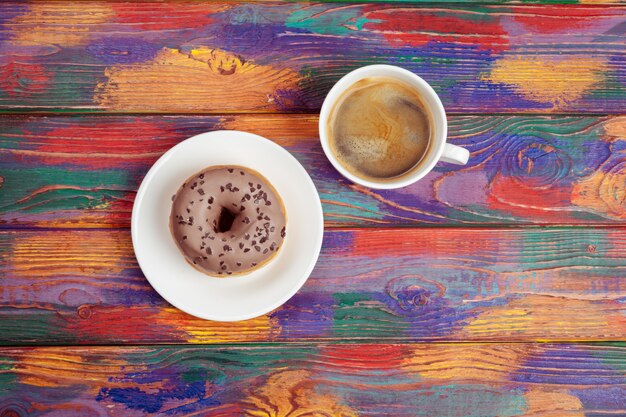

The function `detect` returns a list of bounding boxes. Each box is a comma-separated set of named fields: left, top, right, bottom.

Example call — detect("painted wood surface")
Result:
left=0, top=3, right=624, bottom=113
left=1, top=114, right=625, bottom=228
left=1, top=343, right=625, bottom=416
left=1, top=228, right=625, bottom=344
left=1, top=1, right=625, bottom=414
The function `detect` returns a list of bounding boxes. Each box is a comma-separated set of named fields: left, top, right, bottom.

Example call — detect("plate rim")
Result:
left=131, top=129, right=324, bottom=322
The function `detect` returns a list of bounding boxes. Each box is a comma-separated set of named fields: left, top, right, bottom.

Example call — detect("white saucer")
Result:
left=132, top=130, right=324, bottom=321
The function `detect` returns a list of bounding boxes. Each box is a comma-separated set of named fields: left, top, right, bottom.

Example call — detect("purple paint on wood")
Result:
left=0, top=5, right=27, bottom=42
left=98, top=364, right=222, bottom=414
left=513, top=346, right=626, bottom=385
left=370, top=285, right=478, bottom=338
left=571, top=387, right=626, bottom=414
left=97, top=386, right=219, bottom=414
left=272, top=293, right=335, bottom=338
left=183, top=24, right=364, bottom=65
left=272, top=88, right=312, bottom=111
left=321, top=230, right=355, bottom=254
left=86, top=38, right=161, bottom=65
left=436, top=170, right=490, bottom=207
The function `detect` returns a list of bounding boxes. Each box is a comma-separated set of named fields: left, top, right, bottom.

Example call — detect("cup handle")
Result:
left=440, top=143, right=469, bottom=165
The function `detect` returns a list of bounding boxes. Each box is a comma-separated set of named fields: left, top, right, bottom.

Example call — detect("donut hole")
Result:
left=216, top=206, right=237, bottom=233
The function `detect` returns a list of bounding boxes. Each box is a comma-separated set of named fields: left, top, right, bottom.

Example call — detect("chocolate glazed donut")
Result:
left=170, top=166, right=286, bottom=276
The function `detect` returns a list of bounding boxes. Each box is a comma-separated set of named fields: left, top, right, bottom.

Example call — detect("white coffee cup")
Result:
left=319, top=65, right=469, bottom=190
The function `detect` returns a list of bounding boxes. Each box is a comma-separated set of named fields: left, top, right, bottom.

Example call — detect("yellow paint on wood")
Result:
left=242, top=370, right=357, bottom=417
left=603, top=116, right=626, bottom=139
left=9, top=3, right=114, bottom=46
left=403, top=344, right=531, bottom=381
left=14, top=348, right=145, bottom=390
left=10, top=232, right=130, bottom=278
left=485, top=56, right=606, bottom=108
left=154, top=308, right=280, bottom=344
left=459, top=295, right=626, bottom=339
left=94, top=47, right=302, bottom=111
left=572, top=164, right=626, bottom=219
left=521, top=388, right=585, bottom=417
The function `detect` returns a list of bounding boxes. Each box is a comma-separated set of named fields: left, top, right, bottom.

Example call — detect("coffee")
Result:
left=327, top=76, right=432, bottom=180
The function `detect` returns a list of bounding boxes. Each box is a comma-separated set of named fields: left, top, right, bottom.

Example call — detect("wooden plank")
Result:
left=1, top=228, right=625, bottom=344
left=1, top=114, right=625, bottom=227
left=0, top=343, right=625, bottom=416
left=0, top=3, right=623, bottom=113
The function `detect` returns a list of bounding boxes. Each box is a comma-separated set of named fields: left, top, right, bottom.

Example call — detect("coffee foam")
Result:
left=328, top=77, right=432, bottom=180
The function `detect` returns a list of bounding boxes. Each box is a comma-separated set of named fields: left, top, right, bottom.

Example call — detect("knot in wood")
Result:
left=77, top=304, right=92, bottom=319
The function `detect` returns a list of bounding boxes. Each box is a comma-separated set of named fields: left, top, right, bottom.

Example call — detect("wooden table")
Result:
left=1, top=1, right=625, bottom=415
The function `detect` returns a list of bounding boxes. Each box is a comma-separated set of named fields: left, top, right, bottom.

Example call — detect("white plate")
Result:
left=132, top=130, right=324, bottom=321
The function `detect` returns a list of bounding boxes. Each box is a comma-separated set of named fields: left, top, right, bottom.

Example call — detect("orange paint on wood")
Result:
left=521, top=388, right=585, bottom=417
left=243, top=370, right=358, bottom=417
left=485, top=56, right=608, bottom=109
left=321, top=344, right=410, bottom=370
left=94, top=48, right=302, bottom=112
left=403, top=344, right=532, bottom=381
left=9, top=3, right=114, bottom=46
left=459, top=295, right=626, bottom=340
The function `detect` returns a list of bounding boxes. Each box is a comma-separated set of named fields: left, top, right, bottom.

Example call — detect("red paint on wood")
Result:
left=110, top=3, right=225, bottom=30
left=363, top=8, right=507, bottom=51
left=487, top=175, right=577, bottom=222
left=350, top=228, right=506, bottom=258
left=321, top=344, right=410, bottom=370
left=35, top=120, right=175, bottom=168
left=511, top=6, right=617, bottom=33
left=66, top=306, right=185, bottom=342
left=0, top=62, right=51, bottom=97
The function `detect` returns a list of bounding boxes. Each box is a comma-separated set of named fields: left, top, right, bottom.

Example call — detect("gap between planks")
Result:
left=1, top=110, right=625, bottom=117
left=0, top=341, right=624, bottom=349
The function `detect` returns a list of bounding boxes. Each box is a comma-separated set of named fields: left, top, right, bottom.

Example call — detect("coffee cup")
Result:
left=319, top=65, right=469, bottom=190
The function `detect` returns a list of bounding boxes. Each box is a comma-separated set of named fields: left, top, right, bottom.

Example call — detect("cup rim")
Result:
left=319, top=64, right=447, bottom=190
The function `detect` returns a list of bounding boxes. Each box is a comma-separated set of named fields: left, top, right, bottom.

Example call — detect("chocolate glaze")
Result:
left=170, top=166, right=286, bottom=277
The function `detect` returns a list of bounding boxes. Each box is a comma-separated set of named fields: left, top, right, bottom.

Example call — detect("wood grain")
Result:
left=0, top=3, right=624, bottom=113
left=1, top=114, right=624, bottom=227
left=0, top=343, right=625, bottom=416
left=1, top=228, right=625, bottom=344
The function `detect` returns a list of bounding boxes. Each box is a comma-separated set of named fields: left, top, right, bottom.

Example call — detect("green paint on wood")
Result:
left=0, top=168, right=129, bottom=214
left=0, top=355, right=17, bottom=394
left=0, top=308, right=81, bottom=345
left=331, top=293, right=410, bottom=339
left=285, top=5, right=380, bottom=36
